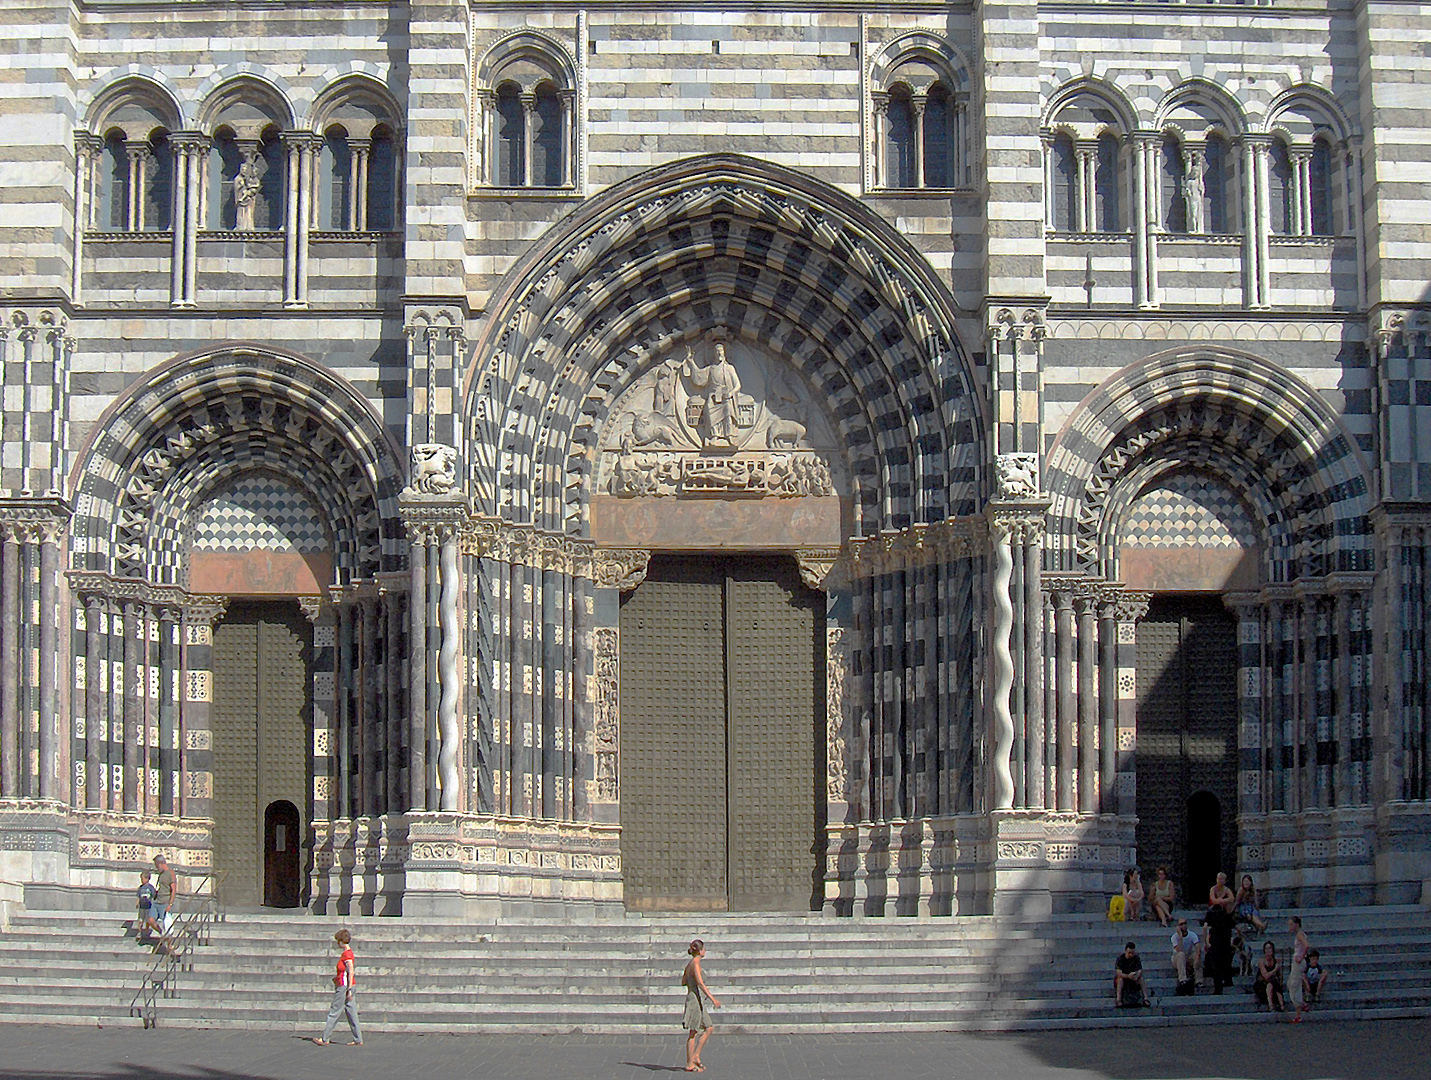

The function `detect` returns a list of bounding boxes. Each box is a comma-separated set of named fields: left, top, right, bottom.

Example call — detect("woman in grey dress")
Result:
left=682, top=939, right=721, bottom=1072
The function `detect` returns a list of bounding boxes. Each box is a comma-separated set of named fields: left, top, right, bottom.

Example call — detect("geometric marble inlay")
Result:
left=192, top=474, right=330, bottom=554
left=1122, top=469, right=1259, bottom=549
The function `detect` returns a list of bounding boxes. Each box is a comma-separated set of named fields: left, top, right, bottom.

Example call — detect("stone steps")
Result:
left=1, top=904, right=1427, bottom=1032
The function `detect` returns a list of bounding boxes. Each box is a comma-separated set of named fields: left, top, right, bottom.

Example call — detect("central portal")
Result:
left=620, top=554, right=823, bottom=912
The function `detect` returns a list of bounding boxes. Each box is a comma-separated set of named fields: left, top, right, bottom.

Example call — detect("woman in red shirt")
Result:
left=315, top=929, right=363, bottom=1046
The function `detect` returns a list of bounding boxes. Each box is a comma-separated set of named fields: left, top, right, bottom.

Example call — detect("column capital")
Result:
left=1114, top=591, right=1151, bottom=624
left=593, top=547, right=650, bottom=591
left=182, top=595, right=228, bottom=628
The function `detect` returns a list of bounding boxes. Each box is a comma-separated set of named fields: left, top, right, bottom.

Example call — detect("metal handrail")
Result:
left=128, top=869, right=227, bottom=1029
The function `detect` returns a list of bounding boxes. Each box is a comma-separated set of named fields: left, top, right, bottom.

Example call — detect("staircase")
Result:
left=1, top=905, right=1428, bottom=1032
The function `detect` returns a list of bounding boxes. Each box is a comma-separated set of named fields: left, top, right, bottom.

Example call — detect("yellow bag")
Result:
left=1107, top=895, right=1126, bottom=922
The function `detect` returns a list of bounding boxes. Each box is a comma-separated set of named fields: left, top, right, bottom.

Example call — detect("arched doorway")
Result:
left=1135, top=596, right=1238, bottom=900
left=264, top=800, right=302, bottom=907
left=1186, top=790, right=1223, bottom=903
left=212, top=601, right=313, bottom=907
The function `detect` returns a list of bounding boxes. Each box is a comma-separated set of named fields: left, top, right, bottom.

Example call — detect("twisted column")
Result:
left=437, top=528, right=461, bottom=810
left=988, top=521, right=1015, bottom=810
left=407, top=530, right=427, bottom=810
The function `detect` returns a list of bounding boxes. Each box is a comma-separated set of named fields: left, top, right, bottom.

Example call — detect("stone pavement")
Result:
left=0, top=1019, right=1423, bottom=1080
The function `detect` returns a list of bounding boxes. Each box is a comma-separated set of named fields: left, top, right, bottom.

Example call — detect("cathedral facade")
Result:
left=1, top=0, right=1429, bottom=918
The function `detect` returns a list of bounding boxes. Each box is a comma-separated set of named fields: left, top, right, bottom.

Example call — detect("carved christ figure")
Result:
left=683, top=342, right=742, bottom=449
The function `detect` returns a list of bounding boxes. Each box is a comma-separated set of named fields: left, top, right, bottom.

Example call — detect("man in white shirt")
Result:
left=1171, top=917, right=1203, bottom=986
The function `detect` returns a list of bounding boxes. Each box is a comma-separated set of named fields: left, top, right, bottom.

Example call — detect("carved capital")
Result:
left=297, top=596, right=327, bottom=623
left=1115, top=591, right=1151, bottom=624
left=183, top=595, right=228, bottom=629
left=794, top=547, right=843, bottom=591
left=593, top=548, right=650, bottom=591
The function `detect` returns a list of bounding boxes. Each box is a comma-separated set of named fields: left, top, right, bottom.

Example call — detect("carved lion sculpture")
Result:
left=629, top=412, right=682, bottom=447
left=995, top=452, right=1040, bottom=500
left=408, top=443, right=458, bottom=496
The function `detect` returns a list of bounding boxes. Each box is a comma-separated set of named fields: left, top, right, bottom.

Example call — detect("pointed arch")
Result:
left=463, top=153, right=983, bottom=534
left=70, top=345, right=406, bottom=586
left=1044, top=347, right=1373, bottom=581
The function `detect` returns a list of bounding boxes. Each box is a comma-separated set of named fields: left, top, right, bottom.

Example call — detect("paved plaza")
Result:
left=0, top=1020, right=1422, bottom=1080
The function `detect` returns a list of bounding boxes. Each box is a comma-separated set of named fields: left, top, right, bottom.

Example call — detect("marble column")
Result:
left=1076, top=593, right=1097, bottom=814
left=37, top=529, right=58, bottom=800
left=1097, top=591, right=1118, bottom=814
left=0, top=526, right=19, bottom=797
left=436, top=526, right=461, bottom=812
left=122, top=602, right=142, bottom=813
left=361, top=595, right=381, bottom=817
left=83, top=593, right=104, bottom=810
left=158, top=607, right=179, bottom=815
left=407, top=529, right=427, bottom=811
left=1054, top=590, right=1075, bottom=811
left=335, top=599, right=354, bottom=818
left=1022, top=539, right=1045, bottom=809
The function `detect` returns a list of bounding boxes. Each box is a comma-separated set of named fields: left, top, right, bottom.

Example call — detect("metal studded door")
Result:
left=620, top=554, right=822, bottom=912
left=213, top=601, right=312, bottom=907
left=620, top=558, right=728, bottom=910
left=1135, top=596, right=1238, bottom=899
left=726, top=562, right=821, bottom=911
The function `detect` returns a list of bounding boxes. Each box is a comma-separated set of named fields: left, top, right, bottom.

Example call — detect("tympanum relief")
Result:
left=599, top=337, right=841, bottom=499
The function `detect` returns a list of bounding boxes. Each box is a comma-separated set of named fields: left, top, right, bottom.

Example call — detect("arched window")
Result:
left=102, top=132, right=129, bottom=231
left=1310, top=138, right=1333, bottom=236
left=1269, top=140, right=1294, bottom=235
left=143, top=133, right=173, bottom=232
left=367, top=131, right=397, bottom=232
left=1050, top=135, right=1076, bottom=231
left=1095, top=133, right=1120, bottom=232
left=532, top=85, right=564, bottom=188
left=209, top=128, right=242, bottom=230
left=1204, top=136, right=1229, bottom=234
left=257, top=130, right=283, bottom=231
left=1161, top=136, right=1187, bottom=233
left=495, top=84, right=524, bottom=187
left=322, top=129, right=352, bottom=230
left=923, top=86, right=952, bottom=189
left=884, top=90, right=916, bottom=189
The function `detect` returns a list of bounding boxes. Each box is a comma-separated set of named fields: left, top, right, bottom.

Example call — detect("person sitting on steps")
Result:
left=1114, top=941, right=1149, bottom=1007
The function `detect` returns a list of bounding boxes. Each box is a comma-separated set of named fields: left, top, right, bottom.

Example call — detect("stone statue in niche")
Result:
left=598, top=335, right=842, bottom=499
left=1183, top=149, right=1205, bottom=235
left=234, top=151, right=264, bottom=231
left=995, top=452, right=1041, bottom=500
left=406, top=443, right=458, bottom=496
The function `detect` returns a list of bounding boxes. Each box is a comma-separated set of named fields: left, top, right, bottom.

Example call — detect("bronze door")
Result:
left=212, top=601, right=312, bottom=907
left=1135, top=596, right=1238, bottom=901
left=620, top=555, right=822, bottom=912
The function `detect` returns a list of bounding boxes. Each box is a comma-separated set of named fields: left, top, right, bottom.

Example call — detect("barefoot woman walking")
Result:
left=682, top=939, right=721, bottom=1072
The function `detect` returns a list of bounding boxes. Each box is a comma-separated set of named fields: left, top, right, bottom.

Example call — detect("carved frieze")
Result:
left=598, top=335, right=841, bottom=500
left=593, top=627, right=619, bottom=802
left=826, top=625, right=848, bottom=804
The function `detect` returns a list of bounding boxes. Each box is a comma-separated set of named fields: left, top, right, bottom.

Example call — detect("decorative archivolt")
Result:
left=70, top=348, right=405, bottom=586
left=85, top=74, right=183, bottom=140
left=464, top=154, right=982, bottom=536
left=1045, top=348, right=1373, bottom=581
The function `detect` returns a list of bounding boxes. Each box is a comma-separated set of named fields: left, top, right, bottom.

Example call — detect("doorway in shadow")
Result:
left=1135, top=596, right=1238, bottom=902
left=264, top=800, right=301, bottom=908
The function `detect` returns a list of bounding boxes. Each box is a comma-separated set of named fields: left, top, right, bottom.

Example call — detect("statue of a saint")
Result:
left=1183, top=150, right=1205, bottom=235
left=234, top=152, right=264, bottom=231
left=683, top=342, right=742, bottom=449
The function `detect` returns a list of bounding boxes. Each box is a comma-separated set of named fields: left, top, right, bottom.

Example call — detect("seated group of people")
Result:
left=1115, top=871, right=1326, bottom=1017
left=1121, top=867, right=1267, bottom=932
